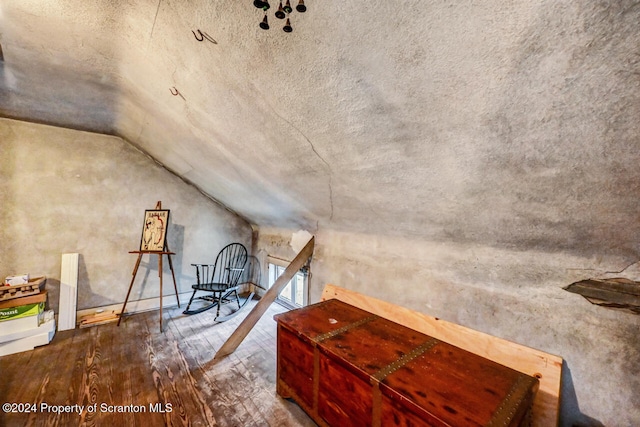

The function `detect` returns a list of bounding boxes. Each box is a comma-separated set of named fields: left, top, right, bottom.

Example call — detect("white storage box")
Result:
left=0, top=314, right=56, bottom=356
left=4, top=274, right=29, bottom=286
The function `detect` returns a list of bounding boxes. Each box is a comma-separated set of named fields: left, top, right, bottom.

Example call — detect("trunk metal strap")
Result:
left=312, top=315, right=378, bottom=343
left=372, top=337, right=440, bottom=382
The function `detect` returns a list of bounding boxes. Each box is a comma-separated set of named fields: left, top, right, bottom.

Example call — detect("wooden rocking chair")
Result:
left=183, top=243, right=248, bottom=319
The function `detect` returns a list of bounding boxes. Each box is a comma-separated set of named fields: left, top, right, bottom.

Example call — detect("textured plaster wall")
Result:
left=0, top=118, right=252, bottom=312
left=1, top=1, right=638, bottom=249
left=256, top=228, right=640, bottom=427
left=0, top=1, right=639, bottom=425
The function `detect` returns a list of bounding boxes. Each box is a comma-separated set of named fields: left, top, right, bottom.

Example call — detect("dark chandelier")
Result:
left=253, top=0, right=307, bottom=33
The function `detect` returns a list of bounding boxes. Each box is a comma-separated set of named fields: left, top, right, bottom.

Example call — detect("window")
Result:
left=268, top=259, right=308, bottom=309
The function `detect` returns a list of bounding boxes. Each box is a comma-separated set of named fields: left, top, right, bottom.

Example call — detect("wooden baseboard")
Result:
left=75, top=292, right=193, bottom=322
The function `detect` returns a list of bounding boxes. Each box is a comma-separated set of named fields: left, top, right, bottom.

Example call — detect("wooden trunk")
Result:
left=274, top=299, right=539, bottom=427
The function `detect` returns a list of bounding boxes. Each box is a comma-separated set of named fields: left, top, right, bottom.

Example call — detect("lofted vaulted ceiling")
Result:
left=1, top=1, right=639, bottom=258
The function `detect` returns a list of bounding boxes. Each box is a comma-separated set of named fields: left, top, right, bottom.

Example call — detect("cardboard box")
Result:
left=0, top=315, right=42, bottom=335
left=0, top=311, right=54, bottom=344
left=0, top=277, right=46, bottom=302
left=0, top=315, right=56, bottom=357
left=0, top=292, right=48, bottom=335
left=0, top=291, right=47, bottom=310
left=5, top=274, right=29, bottom=286
left=0, top=301, right=45, bottom=322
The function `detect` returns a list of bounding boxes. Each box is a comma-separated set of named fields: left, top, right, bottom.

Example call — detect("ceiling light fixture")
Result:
left=253, top=0, right=307, bottom=33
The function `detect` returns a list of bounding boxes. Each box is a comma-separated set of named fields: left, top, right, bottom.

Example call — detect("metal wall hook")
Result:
left=170, top=87, right=186, bottom=100
left=192, top=29, right=218, bottom=44
left=192, top=29, right=204, bottom=41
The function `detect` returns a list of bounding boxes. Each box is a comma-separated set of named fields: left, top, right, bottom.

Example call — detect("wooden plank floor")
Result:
left=0, top=298, right=317, bottom=427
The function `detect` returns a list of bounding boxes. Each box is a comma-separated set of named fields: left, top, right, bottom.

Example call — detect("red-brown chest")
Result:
left=274, top=299, right=538, bottom=427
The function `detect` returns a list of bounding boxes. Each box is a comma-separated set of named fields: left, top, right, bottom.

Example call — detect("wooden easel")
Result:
left=117, top=202, right=180, bottom=332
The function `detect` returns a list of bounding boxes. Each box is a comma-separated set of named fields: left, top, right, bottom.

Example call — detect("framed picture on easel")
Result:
left=140, top=209, right=170, bottom=252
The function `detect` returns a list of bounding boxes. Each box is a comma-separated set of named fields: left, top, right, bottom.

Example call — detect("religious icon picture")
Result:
left=140, top=209, right=170, bottom=251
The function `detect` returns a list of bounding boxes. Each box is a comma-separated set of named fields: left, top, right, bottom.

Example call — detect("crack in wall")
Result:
left=148, top=0, right=163, bottom=49
left=604, top=260, right=639, bottom=275
left=566, top=260, right=640, bottom=276
left=266, top=107, right=335, bottom=222
left=302, top=133, right=334, bottom=222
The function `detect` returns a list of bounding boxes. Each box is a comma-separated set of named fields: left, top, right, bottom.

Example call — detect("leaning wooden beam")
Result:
left=214, top=237, right=315, bottom=360
left=321, top=283, right=563, bottom=427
